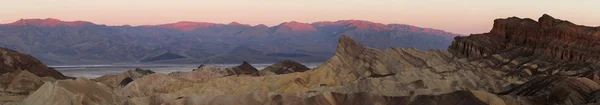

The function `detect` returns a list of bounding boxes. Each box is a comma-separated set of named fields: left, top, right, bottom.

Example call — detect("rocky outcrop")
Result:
left=447, top=14, right=600, bottom=104
left=260, top=60, right=311, bottom=75
left=119, top=77, right=134, bottom=87
left=0, top=47, right=68, bottom=103
left=230, top=61, right=260, bottom=75
left=166, top=61, right=260, bottom=81
left=498, top=76, right=600, bottom=105
left=0, top=47, right=67, bottom=79
left=93, top=68, right=155, bottom=88
left=190, top=61, right=259, bottom=76
left=450, top=14, right=600, bottom=63
left=5, top=78, right=126, bottom=105
left=120, top=74, right=181, bottom=98
left=0, top=70, right=56, bottom=103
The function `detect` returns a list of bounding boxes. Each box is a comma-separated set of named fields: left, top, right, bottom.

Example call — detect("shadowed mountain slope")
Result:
left=0, top=19, right=459, bottom=64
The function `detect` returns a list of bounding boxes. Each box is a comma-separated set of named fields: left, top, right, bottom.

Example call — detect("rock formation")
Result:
left=450, top=14, right=600, bottom=63
left=0, top=70, right=56, bottom=103
left=0, top=47, right=67, bottom=79
left=447, top=14, right=600, bottom=104
left=260, top=60, right=311, bottom=75
left=0, top=47, right=68, bottom=103
left=190, top=61, right=259, bottom=76
left=7, top=78, right=126, bottom=105
left=93, top=68, right=155, bottom=88
left=6, top=14, right=600, bottom=105
left=166, top=61, right=260, bottom=81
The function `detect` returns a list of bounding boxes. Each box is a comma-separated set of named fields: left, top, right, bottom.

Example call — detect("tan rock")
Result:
left=17, top=77, right=126, bottom=105
left=94, top=68, right=155, bottom=88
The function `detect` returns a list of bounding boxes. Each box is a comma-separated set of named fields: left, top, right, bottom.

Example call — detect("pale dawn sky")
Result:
left=0, top=0, right=598, bottom=35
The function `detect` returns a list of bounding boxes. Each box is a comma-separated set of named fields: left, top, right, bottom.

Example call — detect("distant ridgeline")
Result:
left=0, top=19, right=459, bottom=64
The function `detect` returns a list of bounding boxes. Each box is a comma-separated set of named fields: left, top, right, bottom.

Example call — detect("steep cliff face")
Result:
left=446, top=14, right=600, bottom=104
left=450, top=14, right=600, bottom=63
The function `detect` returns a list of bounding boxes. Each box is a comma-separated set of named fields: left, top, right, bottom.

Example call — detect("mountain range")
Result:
left=5, top=14, right=600, bottom=105
left=0, top=18, right=459, bottom=64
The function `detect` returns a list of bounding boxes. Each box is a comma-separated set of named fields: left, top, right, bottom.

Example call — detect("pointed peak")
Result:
left=277, top=21, right=316, bottom=31
left=174, top=21, right=194, bottom=24
left=280, top=21, right=308, bottom=25
left=227, top=22, right=251, bottom=27
left=539, top=14, right=559, bottom=28
left=9, top=18, right=93, bottom=27
left=254, top=24, right=268, bottom=28
left=311, top=21, right=339, bottom=26
left=540, top=14, right=555, bottom=20
left=286, top=21, right=302, bottom=24
left=235, top=61, right=259, bottom=74
left=15, top=18, right=61, bottom=22
left=337, top=20, right=375, bottom=24
left=336, top=35, right=365, bottom=57
left=335, top=20, right=388, bottom=30
left=43, top=18, right=62, bottom=21
left=241, top=61, right=251, bottom=65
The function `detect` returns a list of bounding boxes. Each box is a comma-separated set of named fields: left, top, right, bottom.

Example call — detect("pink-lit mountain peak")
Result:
left=8, top=18, right=93, bottom=27
left=3, top=18, right=459, bottom=36
left=278, top=21, right=317, bottom=31
left=342, top=20, right=388, bottom=30
left=312, top=20, right=389, bottom=30
left=168, top=21, right=216, bottom=27
left=228, top=22, right=251, bottom=27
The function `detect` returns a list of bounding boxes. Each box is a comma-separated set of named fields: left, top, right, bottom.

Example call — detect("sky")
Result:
left=0, top=0, right=598, bottom=35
